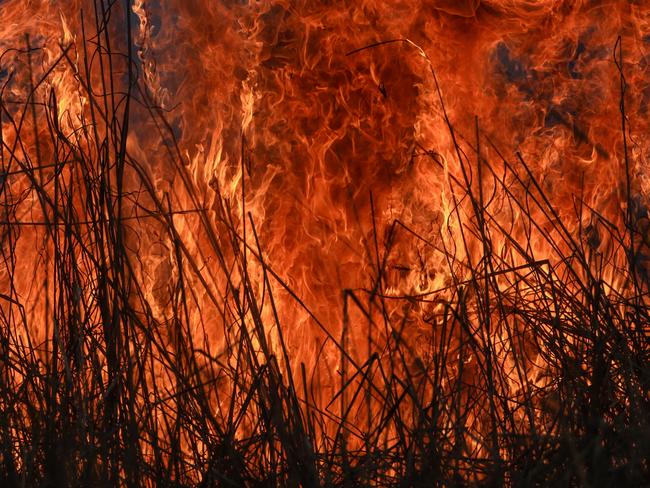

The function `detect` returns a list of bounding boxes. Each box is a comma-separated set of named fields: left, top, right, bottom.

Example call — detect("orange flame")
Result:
left=1, top=0, right=648, bottom=484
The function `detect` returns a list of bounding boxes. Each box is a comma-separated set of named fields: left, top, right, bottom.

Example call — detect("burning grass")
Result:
left=0, top=2, right=648, bottom=487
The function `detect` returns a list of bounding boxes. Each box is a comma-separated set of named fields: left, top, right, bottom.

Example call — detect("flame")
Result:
left=0, top=0, right=648, bottom=484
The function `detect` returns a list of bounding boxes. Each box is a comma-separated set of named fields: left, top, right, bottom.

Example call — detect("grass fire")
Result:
left=0, top=0, right=648, bottom=486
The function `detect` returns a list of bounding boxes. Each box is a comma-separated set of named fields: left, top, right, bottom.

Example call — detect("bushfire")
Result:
left=0, top=0, right=647, bottom=486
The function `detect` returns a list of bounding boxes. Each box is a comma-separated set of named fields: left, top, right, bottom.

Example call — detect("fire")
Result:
left=0, top=0, right=648, bottom=485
